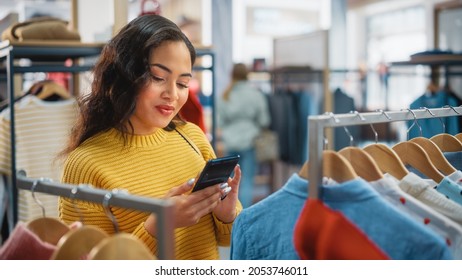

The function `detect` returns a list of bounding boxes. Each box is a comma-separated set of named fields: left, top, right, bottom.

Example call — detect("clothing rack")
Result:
left=15, top=170, right=175, bottom=260
left=0, top=41, right=104, bottom=226
left=308, top=106, right=462, bottom=199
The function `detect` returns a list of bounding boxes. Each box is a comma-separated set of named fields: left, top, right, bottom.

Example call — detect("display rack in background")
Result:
left=390, top=53, right=462, bottom=139
left=391, top=53, right=462, bottom=93
left=0, top=40, right=104, bottom=228
left=192, top=47, right=216, bottom=148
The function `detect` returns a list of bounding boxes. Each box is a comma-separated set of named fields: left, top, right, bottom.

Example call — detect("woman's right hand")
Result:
left=144, top=179, right=222, bottom=236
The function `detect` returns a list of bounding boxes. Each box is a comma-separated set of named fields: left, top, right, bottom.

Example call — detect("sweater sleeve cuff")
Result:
left=133, top=222, right=158, bottom=257
left=213, top=205, right=242, bottom=235
left=212, top=213, right=234, bottom=235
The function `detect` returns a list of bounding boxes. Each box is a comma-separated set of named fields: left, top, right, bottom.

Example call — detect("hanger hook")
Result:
left=31, top=178, right=47, bottom=217
left=70, top=184, right=87, bottom=224
left=355, top=110, right=378, bottom=144
left=323, top=112, right=339, bottom=150
left=444, top=105, right=460, bottom=115
left=349, top=110, right=367, bottom=146
left=422, top=106, right=445, bottom=133
left=103, top=190, right=119, bottom=233
left=351, top=110, right=366, bottom=121
left=31, top=177, right=53, bottom=217
left=326, top=112, right=340, bottom=123
left=326, top=112, right=354, bottom=146
left=405, top=108, right=421, bottom=140
left=370, top=123, right=379, bottom=144
left=377, top=109, right=392, bottom=120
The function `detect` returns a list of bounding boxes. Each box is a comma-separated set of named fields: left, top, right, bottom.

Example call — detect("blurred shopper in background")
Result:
left=218, top=63, right=270, bottom=208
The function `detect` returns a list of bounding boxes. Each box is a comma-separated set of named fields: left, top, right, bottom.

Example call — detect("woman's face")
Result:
left=130, top=40, right=192, bottom=135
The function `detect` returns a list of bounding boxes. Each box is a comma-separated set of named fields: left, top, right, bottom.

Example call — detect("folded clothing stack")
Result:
left=1, top=16, right=80, bottom=42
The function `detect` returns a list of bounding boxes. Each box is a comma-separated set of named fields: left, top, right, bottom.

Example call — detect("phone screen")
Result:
left=191, top=155, right=240, bottom=192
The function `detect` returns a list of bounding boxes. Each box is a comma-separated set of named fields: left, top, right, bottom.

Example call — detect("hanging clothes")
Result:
left=333, top=88, right=359, bottom=150
left=230, top=173, right=308, bottom=260
left=370, top=176, right=462, bottom=259
left=0, top=174, right=13, bottom=244
left=444, top=151, right=462, bottom=171
left=407, top=90, right=459, bottom=139
left=434, top=177, right=462, bottom=206
left=387, top=172, right=462, bottom=226
left=179, top=80, right=207, bottom=133
left=0, top=221, right=56, bottom=260
left=267, top=91, right=294, bottom=163
left=0, top=95, right=77, bottom=222
left=293, top=199, right=389, bottom=260
left=318, top=176, right=452, bottom=259
left=231, top=173, right=453, bottom=260
left=267, top=90, right=317, bottom=165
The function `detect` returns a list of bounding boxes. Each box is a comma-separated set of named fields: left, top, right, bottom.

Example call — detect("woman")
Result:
left=58, top=14, right=242, bottom=260
left=217, top=63, right=270, bottom=208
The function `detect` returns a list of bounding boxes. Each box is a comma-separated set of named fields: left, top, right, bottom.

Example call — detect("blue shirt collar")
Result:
left=282, top=173, right=379, bottom=202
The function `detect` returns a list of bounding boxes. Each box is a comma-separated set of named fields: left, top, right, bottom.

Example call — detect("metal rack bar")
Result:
left=308, top=106, right=462, bottom=199
left=16, top=171, right=175, bottom=260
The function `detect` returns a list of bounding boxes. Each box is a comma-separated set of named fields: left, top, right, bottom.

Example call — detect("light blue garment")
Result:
left=435, top=177, right=462, bottom=206
left=230, top=173, right=308, bottom=260
left=407, top=91, right=459, bottom=139
left=444, top=151, right=462, bottom=171
left=230, top=173, right=453, bottom=260
left=322, top=177, right=452, bottom=260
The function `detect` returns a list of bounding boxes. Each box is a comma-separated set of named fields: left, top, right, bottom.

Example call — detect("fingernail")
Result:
left=221, top=187, right=232, bottom=200
left=223, top=186, right=232, bottom=194
left=219, top=183, right=228, bottom=189
left=187, top=178, right=195, bottom=185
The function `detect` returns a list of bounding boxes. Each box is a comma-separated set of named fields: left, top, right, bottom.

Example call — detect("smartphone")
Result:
left=191, top=155, right=240, bottom=192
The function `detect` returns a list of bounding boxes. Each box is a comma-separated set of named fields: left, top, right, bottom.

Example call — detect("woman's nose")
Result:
left=163, top=82, right=179, bottom=100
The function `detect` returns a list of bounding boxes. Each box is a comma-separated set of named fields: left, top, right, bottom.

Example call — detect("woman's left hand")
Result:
left=212, top=164, right=241, bottom=223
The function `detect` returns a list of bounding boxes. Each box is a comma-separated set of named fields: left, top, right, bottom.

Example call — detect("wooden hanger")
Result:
left=363, top=143, right=409, bottom=180
left=417, top=106, right=462, bottom=152
left=392, top=141, right=444, bottom=183
left=32, top=80, right=72, bottom=100
left=67, top=189, right=155, bottom=260
left=51, top=225, right=109, bottom=260
left=26, top=217, right=70, bottom=246
left=455, top=133, right=462, bottom=143
left=338, top=146, right=383, bottom=182
left=88, top=233, right=156, bottom=260
left=430, top=133, right=462, bottom=152
left=410, top=137, right=456, bottom=175
left=299, top=150, right=358, bottom=183
left=25, top=179, right=70, bottom=245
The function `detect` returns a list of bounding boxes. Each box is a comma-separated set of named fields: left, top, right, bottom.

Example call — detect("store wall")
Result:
left=231, top=0, right=329, bottom=66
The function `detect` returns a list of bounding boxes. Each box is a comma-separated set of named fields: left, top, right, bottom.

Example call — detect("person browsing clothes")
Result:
left=217, top=63, right=270, bottom=208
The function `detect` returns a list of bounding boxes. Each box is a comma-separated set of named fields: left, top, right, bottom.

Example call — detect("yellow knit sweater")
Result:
left=59, top=122, right=241, bottom=259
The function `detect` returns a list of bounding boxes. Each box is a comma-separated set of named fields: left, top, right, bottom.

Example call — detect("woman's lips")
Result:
left=156, top=105, right=175, bottom=116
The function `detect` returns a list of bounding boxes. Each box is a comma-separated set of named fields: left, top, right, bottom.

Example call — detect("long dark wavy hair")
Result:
left=60, top=14, right=196, bottom=158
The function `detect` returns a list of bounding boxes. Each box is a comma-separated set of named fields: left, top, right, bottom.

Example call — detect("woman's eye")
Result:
left=150, top=75, right=164, bottom=82
left=177, top=83, right=189, bottom=89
